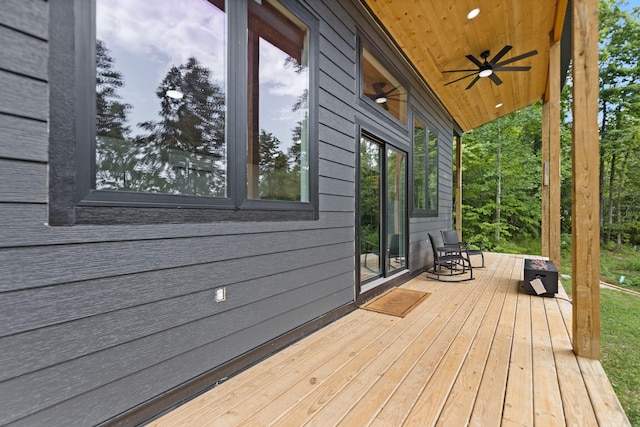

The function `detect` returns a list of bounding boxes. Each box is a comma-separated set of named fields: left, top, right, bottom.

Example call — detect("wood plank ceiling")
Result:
left=361, top=0, right=562, bottom=132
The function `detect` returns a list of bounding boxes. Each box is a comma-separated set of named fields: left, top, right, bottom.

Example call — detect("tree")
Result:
left=136, top=57, right=227, bottom=196
left=598, top=0, right=640, bottom=246
left=461, top=105, right=543, bottom=251
left=95, top=40, right=136, bottom=190
left=257, top=130, right=296, bottom=200
left=359, top=139, right=381, bottom=252
left=95, top=40, right=131, bottom=139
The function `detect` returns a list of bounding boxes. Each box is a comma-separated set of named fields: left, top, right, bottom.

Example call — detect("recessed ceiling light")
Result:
left=467, top=8, right=480, bottom=19
left=495, top=103, right=503, bottom=108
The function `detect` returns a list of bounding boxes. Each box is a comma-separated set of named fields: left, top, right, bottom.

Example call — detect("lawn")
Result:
left=600, top=244, right=640, bottom=291
left=601, top=288, right=640, bottom=425
left=561, top=244, right=640, bottom=426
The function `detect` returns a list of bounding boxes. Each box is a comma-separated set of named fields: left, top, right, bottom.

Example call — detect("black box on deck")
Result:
left=523, top=259, right=558, bottom=297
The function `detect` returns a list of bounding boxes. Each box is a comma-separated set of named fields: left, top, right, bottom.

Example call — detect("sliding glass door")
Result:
left=359, top=134, right=407, bottom=286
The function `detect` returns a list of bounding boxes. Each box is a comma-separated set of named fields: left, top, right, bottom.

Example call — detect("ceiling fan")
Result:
left=444, top=45, right=538, bottom=90
left=365, top=82, right=406, bottom=110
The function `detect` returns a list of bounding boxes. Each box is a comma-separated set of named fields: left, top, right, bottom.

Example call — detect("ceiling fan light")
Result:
left=375, top=96, right=387, bottom=104
left=467, top=8, right=480, bottom=19
left=495, top=103, right=503, bottom=108
left=479, top=69, right=493, bottom=78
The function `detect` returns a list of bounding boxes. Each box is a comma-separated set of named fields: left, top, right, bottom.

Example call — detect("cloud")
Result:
left=259, top=39, right=308, bottom=98
left=97, top=0, right=226, bottom=81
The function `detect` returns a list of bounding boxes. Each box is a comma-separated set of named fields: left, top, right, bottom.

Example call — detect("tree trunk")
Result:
left=606, top=152, right=616, bottom=244
left=599, top=99, right=608, bottom=244
left=495, top=125, right=501, bottom=242
left=616, top=149, right=630, bottom=251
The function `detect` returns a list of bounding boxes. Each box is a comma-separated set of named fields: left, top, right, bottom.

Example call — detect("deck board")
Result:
left=531, top=295, right=566, bottom=425
left=436, top=252, right=513, bottom=426
left=503, top=280, right=534, bottom=427
left=149, top=253, right=630, bottom=427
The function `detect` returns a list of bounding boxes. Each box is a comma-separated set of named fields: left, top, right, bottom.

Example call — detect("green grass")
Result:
left=560, top=244, right=640, bottom=425
left=600, top=244, right=640, bottom=292
left=600, top=289, right=640, bottom=425
left=493, top=238, right=543, bottom=255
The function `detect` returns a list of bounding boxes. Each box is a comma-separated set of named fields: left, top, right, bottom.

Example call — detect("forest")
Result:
left=459, top=0, right=640, bottom=253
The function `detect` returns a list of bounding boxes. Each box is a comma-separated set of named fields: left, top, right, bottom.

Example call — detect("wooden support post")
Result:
left=549, top=40, right=562, bottom=269
left=542, top=101, right=550, bottom=259
left=455, top=134, right=463, bottom=239
left=572, top=0, right=601, bottom=359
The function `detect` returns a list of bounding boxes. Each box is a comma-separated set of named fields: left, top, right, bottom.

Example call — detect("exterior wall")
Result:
left=0, top=0, right=454, bottom=425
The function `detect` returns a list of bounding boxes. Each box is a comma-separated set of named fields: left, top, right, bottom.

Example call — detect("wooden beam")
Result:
left=571, top=0, right=601, bottom=359
left=456, top=135, right=463, bottom=239
left=554, top=0, right=569, bottom=42
left=549, top=40, right=562, bottom=269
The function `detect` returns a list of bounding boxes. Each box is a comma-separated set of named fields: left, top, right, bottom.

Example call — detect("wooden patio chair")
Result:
left=441, top=230, right=485, bottom=268
left=426, top=232, right=473, bottom=281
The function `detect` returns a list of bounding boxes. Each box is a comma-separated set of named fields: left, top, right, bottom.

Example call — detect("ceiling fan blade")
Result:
left=493, top=65, right=532, bottom=72
left=495, top=50, right=538, bottom=67
left=489, top=73, right=503, bottom=86
left=383, top=85, right=402, bottom=96
left=465, top=75, right=481, bottom=90
left=445, top=71, right=479, bottom=86
left=384, top=95, right=407, bottom=100
left=465, top=54, right=484, bottom=68
left=490, top=45, right=512, bottom=64
left=443, top=69, right=480, bottom=73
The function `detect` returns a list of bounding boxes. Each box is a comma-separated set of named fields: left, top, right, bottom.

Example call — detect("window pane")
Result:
left=95, top=0, right=227, bottom=197
left=387, top=148, right=406, bottom=273
left=427, top=130, right=439, bottom=211
left=247, top=1, right=309, bottom=201
left=362, top=47, right=407, bottom=123
left=360, top=137, right=382, bottom=280
left=413, top=118, right=427, bottom=210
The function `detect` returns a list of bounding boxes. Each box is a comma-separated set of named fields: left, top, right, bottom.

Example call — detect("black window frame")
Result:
left=48, top=0, right=319, bottom=225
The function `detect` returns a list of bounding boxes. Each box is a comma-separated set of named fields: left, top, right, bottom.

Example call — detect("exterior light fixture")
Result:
left=166, top=89, right=184, bottom=99
left=467, top=8, right=480, bottom=19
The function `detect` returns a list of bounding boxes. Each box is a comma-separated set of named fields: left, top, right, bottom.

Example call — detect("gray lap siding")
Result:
left=0, top=0, right=454, bottom=425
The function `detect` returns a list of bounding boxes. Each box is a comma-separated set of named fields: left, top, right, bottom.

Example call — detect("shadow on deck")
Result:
left=149, top=252, right=629, bottom=426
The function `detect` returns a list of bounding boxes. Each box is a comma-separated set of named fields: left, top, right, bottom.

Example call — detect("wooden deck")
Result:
left=149, top=252, right=629, bottom=426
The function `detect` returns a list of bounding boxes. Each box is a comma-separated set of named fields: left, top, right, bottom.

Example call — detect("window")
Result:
left=95, top=0, right=228, bottom=198
left=49, top=0, right=318, bottom=225
left=412, top=117, right=438, bottom=215
left=360, top=45, right=408, bottom=124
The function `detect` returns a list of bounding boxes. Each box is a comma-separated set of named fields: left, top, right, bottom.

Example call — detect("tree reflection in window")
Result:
left=95, top=0, right=227, bottom=197
left=94, top=0, right=309, bottom=202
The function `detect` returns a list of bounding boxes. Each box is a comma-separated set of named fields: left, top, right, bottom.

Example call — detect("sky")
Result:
left=624, top=0, right=640, bottom=9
